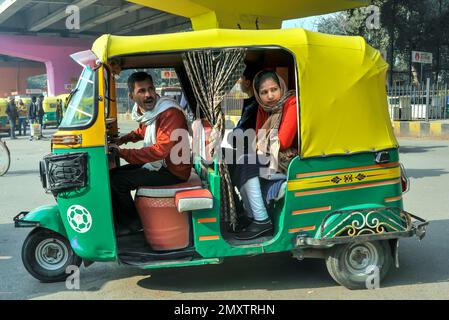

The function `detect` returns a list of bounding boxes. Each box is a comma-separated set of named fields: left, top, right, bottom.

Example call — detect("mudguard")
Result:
left=14, top=204, right=67, bottom=238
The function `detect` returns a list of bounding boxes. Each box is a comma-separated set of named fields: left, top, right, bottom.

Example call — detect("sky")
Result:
left=282, top=14, right=336, bottom=31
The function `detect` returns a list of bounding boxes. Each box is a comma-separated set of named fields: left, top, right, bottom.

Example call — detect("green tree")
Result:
left=317, top=0, right=449, bottom=84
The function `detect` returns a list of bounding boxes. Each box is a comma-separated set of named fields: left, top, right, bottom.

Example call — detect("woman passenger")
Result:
left=232, top=70, right=298, bottom=240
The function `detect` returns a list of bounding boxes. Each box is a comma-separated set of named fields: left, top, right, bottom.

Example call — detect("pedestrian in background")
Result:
left=36, top=95, right=45, bottom=138
left=56, top=99, right=63, bottom=126
left=28, top=96, right=37, bottom=141
left=17, top=99, right=28, bottom=136
left=6, top=97, right=18, bottom=139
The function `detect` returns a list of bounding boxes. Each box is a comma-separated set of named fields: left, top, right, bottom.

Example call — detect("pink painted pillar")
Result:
left=0, top=35, right=93, bottom=96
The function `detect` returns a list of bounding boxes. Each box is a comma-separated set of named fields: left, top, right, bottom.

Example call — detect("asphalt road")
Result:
left=0, top=123, right=448, bottom=300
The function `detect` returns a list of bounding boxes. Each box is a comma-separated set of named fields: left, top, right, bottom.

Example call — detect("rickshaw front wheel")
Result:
left=325, top=241, right=392, bottom=290
left=22, top=227, right=82, bottom=283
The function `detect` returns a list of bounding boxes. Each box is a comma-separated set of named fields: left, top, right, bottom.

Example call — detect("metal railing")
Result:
left=387, top=79, right=448, bottom=121
left=221, top=96, right=243, bottom=116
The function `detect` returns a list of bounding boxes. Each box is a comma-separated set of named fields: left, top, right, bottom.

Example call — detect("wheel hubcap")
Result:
left=345, top=243, right=379, bottom=275
left=35, top=238, right=69, bottom=270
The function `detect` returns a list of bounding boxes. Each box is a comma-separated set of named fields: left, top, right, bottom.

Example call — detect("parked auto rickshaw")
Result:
left=41, top=97, right=60, bottom=128
left=0, top=98, right=8, bottom=131
left=14, top=28, right=428, bottom=289
left=0, top=97, right=30, bottom=132
left=56, top=93, right=70, bottom=117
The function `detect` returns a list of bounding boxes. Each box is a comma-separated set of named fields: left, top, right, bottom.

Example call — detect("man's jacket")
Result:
left=6, top=102, right=18, bottom=120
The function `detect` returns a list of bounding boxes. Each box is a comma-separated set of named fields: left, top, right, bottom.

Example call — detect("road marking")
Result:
left=0, top=256, right=12, bottom=260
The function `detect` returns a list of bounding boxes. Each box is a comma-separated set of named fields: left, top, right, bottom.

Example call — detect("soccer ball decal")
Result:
left=67, top=205, right=92, bottom=233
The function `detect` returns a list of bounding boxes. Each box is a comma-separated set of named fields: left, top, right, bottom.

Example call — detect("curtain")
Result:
left=183, top=48, right=247, bottom=229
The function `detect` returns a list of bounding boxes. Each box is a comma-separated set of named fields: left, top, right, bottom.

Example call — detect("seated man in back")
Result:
left=110, top=72, right=192, bottom=236
left=229, top=63, right=258, bottom=151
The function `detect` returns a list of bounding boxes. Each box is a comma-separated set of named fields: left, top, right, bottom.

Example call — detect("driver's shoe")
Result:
left=234, top=218, right=273, bottom=240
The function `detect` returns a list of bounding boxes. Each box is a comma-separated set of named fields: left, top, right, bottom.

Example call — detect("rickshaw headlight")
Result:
left=40, top=152, right=88, bottom=194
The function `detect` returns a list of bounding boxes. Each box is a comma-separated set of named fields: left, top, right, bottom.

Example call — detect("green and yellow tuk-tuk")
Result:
left=14, top=28, right=428, bottom=289
left=41, top=97, right=59, bottom=128
left=0, top=98, right=8, bottom=131
left=56, top=93, right=70, bottom=117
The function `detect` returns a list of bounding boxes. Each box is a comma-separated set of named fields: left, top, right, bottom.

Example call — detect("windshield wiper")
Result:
left=66, top=88, right=79, bottom=106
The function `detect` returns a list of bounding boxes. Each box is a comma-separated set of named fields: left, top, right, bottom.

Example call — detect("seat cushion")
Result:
left=175, top=188, right=213, bottom=212
left=136, top=170, right=202, bottom=198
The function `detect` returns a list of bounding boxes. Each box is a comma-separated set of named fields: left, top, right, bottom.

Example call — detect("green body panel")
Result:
left=24, top=204, right=67, bottom=237
left=192, top=149, right=403, bottom=259
left=316, top=205, right=408, bottom=239
left=31, top=147, right=403, bottom=268
left=54, top=146, right=117, bottom=261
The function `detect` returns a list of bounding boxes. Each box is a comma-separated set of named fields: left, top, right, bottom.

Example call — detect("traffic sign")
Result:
left=412, top=51, right=433, bottom=64
left=161, top=70, right=177, bottom=79
left=26, top=89, right=43, bottom=94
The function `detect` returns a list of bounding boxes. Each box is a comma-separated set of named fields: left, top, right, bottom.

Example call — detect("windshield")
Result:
left=59, top=67, right=95, bottom=128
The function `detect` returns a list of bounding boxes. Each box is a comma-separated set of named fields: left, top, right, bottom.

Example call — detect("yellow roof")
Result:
left=128, top=0, right=370, bottom=29
left=92, top=28, right=397, bottom=158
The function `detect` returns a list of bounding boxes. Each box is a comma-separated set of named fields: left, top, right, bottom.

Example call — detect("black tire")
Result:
left=0, top=140, right=10, bottom=176
left=325, top=241, right=393, bottom=290
left=22, top=228, right=82, bottom=283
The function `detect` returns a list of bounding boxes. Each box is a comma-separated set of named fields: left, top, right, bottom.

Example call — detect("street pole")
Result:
left=426, top=78, right=430, bottom=122
left=420, top=63, right=423, bottom=84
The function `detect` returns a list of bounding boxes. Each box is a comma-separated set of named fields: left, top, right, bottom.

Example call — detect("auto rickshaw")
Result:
left=41, top=97, right=59, bottom=128
left=56, top=93, right=70, bottom=117
left=14, top=27, right=428, bottom=290
left=0, top=97, right=31, bottom=132
left=0, top=98, right=8, bottom=131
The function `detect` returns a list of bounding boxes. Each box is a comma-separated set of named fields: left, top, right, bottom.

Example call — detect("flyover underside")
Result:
left=0, top=35, right=92, bottom=96
left=0, top=61, right=46, bottom=97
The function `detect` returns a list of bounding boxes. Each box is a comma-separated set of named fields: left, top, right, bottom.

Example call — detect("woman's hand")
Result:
left=283, top=148, right=297, bottom=158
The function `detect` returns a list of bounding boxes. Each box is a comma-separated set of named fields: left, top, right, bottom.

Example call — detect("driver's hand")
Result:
left=110, top=136, right=124, bottom=146
left=109, top=143, right=121, bottom=155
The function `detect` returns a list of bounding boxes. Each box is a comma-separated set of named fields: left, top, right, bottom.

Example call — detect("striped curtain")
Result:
left=182, top=48, right=247, bottom=229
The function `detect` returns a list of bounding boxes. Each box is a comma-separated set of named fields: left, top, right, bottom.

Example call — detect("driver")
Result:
left=109, top=72, right=191, bottom=236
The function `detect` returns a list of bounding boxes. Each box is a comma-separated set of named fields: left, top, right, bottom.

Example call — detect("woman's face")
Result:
left=258, top=78, right=281, bottom=106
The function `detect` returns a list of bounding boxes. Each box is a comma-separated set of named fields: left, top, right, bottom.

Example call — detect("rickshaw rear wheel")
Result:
left=325, top=241, right=392, bottom=290
left=22, top=227, right=82, bottom=283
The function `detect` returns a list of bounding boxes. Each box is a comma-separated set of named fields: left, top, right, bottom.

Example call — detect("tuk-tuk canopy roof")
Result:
left=92, top=28, right=397, bottom=158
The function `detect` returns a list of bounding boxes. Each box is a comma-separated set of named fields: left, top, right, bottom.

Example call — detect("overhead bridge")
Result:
left=0, top=0, right=369, bottom=97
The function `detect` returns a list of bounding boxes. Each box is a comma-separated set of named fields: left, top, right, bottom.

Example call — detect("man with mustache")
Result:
left=109, top=72, right=192, bottom=236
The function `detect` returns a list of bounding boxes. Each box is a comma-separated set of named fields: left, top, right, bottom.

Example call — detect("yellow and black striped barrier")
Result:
left=392, top=121, right=449, bottom=139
